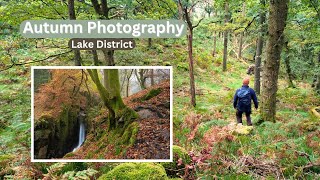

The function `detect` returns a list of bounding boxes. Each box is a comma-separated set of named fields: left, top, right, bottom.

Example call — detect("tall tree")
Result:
left=222, top=1, right=229, bottom=71
left=238, top=2, right=246, bottom=59
left=135, top=69, right=148, bottom=89
left=314, top=53, right=320, bottom=94
left=68, top=0, right=81, bottom=66
left=90, top=0, right=117, bottom=65
left=178, top=0, right=203, bottom=107
left=261, top=0, right=289, bottom=122
left=254, top=0, right=266, bottom=94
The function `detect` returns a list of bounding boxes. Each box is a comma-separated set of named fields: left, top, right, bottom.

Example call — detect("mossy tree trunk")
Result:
left=238, top=3, right=246, bottom=59
left=68, top=0, right=81, bottom=66
left=261, top=0, right=289, bottom=122
left=87, top=69, right=138, bottom=130
left=223, top=2, right=229, bottom=72
left=254, top=0, right=266, bottom=95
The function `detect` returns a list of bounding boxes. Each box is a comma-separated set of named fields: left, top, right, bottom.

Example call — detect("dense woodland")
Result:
left=0, top=0, right=320, bottom=179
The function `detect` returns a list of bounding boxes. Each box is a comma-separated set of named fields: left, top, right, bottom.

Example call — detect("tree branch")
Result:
left=192, top=17, right=204, bottom=29
left=0, top=50, right=72, bottom=72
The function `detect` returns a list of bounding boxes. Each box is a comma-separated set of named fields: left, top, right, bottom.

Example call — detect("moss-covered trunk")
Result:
left=87, top=69, right=137, bottom=130
left=261, top=0, right=289, bottom=122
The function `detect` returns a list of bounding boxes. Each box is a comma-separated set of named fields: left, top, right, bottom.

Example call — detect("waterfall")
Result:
left=73, top=119, right=85, bottom=152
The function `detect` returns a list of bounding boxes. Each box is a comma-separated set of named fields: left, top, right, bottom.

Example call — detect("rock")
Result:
left=233, top=123, right=254, bottom=135
left=311, top=107, right=320, bottom=118
left=137, top=109, right=157, bottom=119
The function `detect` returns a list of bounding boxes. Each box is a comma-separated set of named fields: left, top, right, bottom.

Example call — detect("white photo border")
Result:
left=31, top=66, right=173, bottom=163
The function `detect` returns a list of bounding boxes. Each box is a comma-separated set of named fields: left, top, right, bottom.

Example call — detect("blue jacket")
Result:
left=233, top=85, right=258, bottom=112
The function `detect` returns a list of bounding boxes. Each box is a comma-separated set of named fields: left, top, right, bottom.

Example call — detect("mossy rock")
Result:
left=232, top=124, right=254, bottom=135
left=98, top=163, right=168, bottom=180
left=161, top=145, right=191, bottom=177
left=141, top=88, right=162, bottom=101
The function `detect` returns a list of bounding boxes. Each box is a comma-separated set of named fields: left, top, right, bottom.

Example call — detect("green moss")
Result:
left=161, top=145, right=191, bottom=177
left=142, top=88, right=162, bottom=101
left=121, top=122, right=139, bottom=145
left=64, top=152, right=75, bottom=158
left=98, top=163, right=168, bottom=180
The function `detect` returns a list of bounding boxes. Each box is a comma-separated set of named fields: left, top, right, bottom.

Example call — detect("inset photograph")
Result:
left=32, top=66, right=172, bottom=161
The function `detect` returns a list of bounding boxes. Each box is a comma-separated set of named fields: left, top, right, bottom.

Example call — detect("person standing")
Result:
left=233, top=77, right=258, bottom=126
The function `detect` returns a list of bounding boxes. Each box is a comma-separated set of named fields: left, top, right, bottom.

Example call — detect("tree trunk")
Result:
left=178, top=2, right=184, bottom=20
left=284, top=42, right=295, bottom=88
left=212, top=31, right=217, bottom=57
left=254, top=0, right=266, bottom=95
left=261, top=0, right=289, bottom=122
left=92, top=50, right=99, bottom=65
left=148, top=38, right=152, bottom=48
left=315, top=53, right=320, bottom=94
left=135, top=69, right=146, bottom=89
left=68, top=0, right=81, bottom=66
left=238, top=3, right=246, bottom=59
left=87, top=69, right=137, bottom=129
left=223, top=2, right=229, bottom=71
left=187, top=29, right=196, bottom=107
left=102, top=50, right=114, bottom=66
left=150, top=69, right=155, bottom=86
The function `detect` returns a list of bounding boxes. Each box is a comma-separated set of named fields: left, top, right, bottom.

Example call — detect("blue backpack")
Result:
left=237, top=87, right=251, bottom=106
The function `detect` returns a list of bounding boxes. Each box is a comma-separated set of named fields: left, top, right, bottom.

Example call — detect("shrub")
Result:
left=161, top=145, right=192, bottom=178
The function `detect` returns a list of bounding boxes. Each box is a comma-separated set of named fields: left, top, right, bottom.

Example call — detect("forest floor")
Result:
left=66, top=80, right=170, bottom=160
left=173, top=54, right=320, bottom=178
left=1, top=37, right=320, bottom=179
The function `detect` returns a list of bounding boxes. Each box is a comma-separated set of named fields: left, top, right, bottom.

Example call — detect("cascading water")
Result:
left=73, top=118, right=86, bottom=152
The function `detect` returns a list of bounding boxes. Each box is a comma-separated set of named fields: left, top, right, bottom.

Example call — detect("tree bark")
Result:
left=254, top=0, right=266, bottom=94
left=238, top=3, right=246, bottom=59
left=261, top=0, right=289, bottom=122
left=102, top=49, right=115, bottom=65
left=222, top=2, right=229, bottom=72
left=315, top=53, right=320, bottom=94
left=87, top=69, right=137, bottom=129
left=284, top=42, right=295, bottom=88
left=150, top=69, right=155, bottom=86
left=68, top=0, right=81, bottom=66
left=187, top=30, right=196, bottom=107
left=212, top=31, right=217, bottom=57
left=148, top=38, right=152, bottom=48
left=135, top=69, right=146, bottom=89
left=92, top=50, right=99, bottom=65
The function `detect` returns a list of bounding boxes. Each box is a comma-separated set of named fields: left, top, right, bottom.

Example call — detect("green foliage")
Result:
left=98, top=163, right=168, bottom=180
left=161, top=145, right=191, bottom=177
left=43, top=162, right=97, bottom=179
